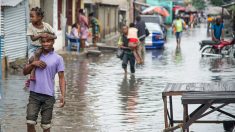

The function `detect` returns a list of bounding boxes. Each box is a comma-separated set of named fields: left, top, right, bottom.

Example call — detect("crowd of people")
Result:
left=21, top=5, right=227, bottom=132
left=118, top=12, right=213, bottom=76
left=69, top=9, right=100, bottom=52
left=171, top=11, right=225, bottom=48
left=177, top=12, right=206, bottom=29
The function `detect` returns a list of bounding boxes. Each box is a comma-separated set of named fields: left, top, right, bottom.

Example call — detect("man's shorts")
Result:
left=26, top=92, right=55, bottom=130
left=175, top=32, right=182, bottom=39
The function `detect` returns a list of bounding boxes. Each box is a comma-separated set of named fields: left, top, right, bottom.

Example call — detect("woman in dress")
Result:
left=78, top=9, right=89, bottom=52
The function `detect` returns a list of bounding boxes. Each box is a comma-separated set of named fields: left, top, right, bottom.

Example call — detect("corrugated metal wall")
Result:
left=3, top=0, right=28, bottom=61
left=0, top=11, right=4, bottom=59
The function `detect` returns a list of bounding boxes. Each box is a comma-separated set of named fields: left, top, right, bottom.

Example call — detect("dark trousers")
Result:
left=122, top=52, right=135, bottom=73
left=207, top=22, right=211, bottom=33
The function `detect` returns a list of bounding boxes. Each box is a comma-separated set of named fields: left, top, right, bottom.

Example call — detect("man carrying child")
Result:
left=118, top=25, right=136, bottom=75
left=23, top=35, right=66, bottom=132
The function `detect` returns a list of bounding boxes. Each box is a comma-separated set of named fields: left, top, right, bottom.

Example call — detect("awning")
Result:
left=1, top=0, right=24, bottom=7
left=173, top=5, right=185, bottom=12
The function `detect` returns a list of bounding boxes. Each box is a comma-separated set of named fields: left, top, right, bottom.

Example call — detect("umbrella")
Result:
left=173, top=5, right=186, bottom=12
left=142, top=6, right=170, bottom=17
left=207, top=6, right=230, bottom=16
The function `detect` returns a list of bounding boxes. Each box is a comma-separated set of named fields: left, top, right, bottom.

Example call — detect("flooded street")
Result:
left=1, top=24, right=235, bottom=132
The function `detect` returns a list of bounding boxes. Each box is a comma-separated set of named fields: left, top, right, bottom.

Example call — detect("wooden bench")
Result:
left=181, top=92, right=235, bottom=132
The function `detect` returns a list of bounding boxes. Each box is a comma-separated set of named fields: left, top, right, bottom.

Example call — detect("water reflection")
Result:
left=53, top=58, right=97, bottom=131
left=119, top=75, right=139, bottom=124
left=151, top=49, right=164, bottom=60
left=1, top=24, right=235, bottom=131
left=200, top=57, right=235, bottom=72
left=199, top=57, right=235, bottom=81
left=173, top=46, right=183, bottom=64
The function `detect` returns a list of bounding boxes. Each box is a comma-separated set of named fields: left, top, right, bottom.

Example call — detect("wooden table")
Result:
left=162, top=82, right=235, bottom=132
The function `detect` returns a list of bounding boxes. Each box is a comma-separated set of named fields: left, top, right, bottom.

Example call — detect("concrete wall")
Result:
left=72, top=0, right=76, bottom=24
left=28, top=0, right=40, bottom=9
left=40, top=0, right=54, bottom=26
left=53, top=0, right=63, bottom=51
left=41, top=0, right=63, bottom=51
left=118, top=0, right=131, bottom=25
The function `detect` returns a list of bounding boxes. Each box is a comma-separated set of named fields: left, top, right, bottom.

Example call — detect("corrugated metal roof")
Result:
left=1, top=0, right=24, bottom=7
left=1, top=11, right=4, bottom=59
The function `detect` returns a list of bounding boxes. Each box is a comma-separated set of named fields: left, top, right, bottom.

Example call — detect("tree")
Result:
left=229, top=5, right=235, bottom=12
left=192, top=0, right=206, bottom=10
left=184, top=0, right=192, bottom=5
left=210, top=0, right=224, bottom=6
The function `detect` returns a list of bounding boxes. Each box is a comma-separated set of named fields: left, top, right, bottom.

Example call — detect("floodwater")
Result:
left=0, top=24, right=235, bottom=132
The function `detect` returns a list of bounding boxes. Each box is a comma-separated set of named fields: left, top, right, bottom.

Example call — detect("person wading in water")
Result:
left=23, top=36, right=66, bottom=132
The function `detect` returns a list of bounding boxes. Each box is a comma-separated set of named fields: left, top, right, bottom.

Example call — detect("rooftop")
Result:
left=1, top=0, right=24, bottom=7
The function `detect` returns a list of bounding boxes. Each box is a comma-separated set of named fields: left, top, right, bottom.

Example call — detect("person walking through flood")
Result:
left=135, top=16, right=147, bottom=63
left=172, top=15, right=186, bottom=47
left=118, top=25, right=136, bottom=75
left=23, top=36, right=66, bottom=132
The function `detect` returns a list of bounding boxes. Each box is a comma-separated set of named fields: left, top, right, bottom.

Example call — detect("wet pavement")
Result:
left=1, top=24, right=235, bottom=132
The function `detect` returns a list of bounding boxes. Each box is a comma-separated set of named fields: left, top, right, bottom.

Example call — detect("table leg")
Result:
left=183, top=104, right=189, bottom=132
left=163, top=95, right=169, bottom=128
left=169, top=96, right=174, bottom=127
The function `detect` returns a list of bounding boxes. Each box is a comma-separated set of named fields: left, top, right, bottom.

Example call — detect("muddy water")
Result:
left=0, top=24, right=235, bottom=132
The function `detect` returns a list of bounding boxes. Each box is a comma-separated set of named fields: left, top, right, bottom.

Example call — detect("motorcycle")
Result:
left=200, top=34, right=235, bottom=57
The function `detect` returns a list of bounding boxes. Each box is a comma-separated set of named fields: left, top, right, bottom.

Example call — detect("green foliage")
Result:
left=228, top=5, right=235, bottom=12
left=210, top=0, right=224, bottom=6
left=192, top=0, right=206, bottom=10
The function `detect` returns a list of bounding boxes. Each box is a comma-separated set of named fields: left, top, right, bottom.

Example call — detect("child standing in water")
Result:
left=127, top=23, right=143, bottom=64
left=26, top=7, right=56, bottom=85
